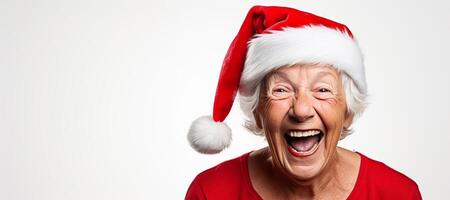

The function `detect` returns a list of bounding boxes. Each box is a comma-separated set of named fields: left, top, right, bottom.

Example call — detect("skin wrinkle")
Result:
left=250, top=63, right=358, bottom=199
left=242, top=63, right=364, bottom=137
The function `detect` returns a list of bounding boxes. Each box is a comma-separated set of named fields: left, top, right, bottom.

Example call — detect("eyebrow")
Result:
left=313, top=71, right=339, bottom=82
left=270, top=71, right=296, bottom=86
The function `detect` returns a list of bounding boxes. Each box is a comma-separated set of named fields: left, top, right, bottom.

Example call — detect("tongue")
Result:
left=290, top=136, right=319, bottom=152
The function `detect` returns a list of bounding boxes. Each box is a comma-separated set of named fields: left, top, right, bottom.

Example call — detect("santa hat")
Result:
left=187, top=5, right=366, bottom=154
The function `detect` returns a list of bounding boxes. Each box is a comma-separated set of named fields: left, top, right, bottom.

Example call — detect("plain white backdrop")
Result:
left=1, top=0, right=450, bottom=199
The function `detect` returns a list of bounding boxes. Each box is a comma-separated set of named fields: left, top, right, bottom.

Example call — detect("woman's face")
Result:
left=258, top=63, right=352, bottom=181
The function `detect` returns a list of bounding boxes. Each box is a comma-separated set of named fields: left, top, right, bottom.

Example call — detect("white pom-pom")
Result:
left=187, top=115, right=232, bottom=154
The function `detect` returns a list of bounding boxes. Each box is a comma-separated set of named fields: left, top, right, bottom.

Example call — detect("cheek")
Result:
left=262, top=100, right=291, bottom=161
left=314, top=98, right=347, bottom=130
left=263, top=99, right=291, bottom=133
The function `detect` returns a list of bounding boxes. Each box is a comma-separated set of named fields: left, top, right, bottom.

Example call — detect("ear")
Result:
left=343, top=111, right=354, bottom=129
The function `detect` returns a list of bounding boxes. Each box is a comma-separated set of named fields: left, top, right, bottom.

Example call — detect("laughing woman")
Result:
left=186, top=6, right=421, bottom=200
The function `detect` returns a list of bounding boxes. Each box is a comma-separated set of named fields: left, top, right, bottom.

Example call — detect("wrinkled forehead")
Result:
left=265, top=63, right=340, bottom=83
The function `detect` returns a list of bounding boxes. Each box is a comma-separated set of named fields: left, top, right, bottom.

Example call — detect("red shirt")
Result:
left=186, top=152, right=422, bottom=200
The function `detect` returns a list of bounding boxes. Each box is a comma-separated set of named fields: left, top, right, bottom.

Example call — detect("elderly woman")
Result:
left=186, top=6, right=421, bottom=199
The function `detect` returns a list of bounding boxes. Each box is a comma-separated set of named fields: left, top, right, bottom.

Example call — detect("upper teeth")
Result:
left=288, top=130, right=321, bottom=137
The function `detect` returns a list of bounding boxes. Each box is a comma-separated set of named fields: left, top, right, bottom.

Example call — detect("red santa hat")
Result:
left=187, top=5, right=366, bottom=154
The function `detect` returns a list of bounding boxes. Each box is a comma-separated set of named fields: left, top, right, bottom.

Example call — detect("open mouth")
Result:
left=284, top=130, right=324, bottom=156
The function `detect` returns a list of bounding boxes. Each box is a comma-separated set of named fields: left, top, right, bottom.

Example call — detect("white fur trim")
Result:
left=240, top=25, right=366, bottom=95
left=187, top=115, right=232, bottom=154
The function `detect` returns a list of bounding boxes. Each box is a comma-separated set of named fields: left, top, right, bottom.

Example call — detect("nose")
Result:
left=288, top=93, right=315, bottom=123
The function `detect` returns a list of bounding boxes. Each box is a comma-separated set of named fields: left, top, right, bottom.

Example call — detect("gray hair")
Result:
left=238, top=69, right=368, bottom=140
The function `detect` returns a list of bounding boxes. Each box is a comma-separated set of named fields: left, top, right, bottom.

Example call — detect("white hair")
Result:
left=238, top=68, right=368, bottom=140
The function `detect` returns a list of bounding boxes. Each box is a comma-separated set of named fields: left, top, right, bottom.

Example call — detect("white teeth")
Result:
left=287, top=130, right=321, bottom=137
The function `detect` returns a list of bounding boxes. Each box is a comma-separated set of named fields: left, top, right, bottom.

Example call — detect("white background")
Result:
left=1, top=0, right=450, bottom=199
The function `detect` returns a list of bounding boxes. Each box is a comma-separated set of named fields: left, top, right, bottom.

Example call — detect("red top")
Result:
left=185, top=152, right=422, bottom=200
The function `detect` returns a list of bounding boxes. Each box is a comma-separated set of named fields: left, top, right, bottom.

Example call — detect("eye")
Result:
left=270, top=86, right=292, bottom=99
left=274, top=88, right=287, bottom=93
left=272, top=88, right=288, bottom=96
left=318, top=88, right=331, bottom=93
left=314, top=87, right=335, bottom=100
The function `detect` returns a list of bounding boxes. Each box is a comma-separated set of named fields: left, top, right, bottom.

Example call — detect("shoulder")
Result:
left=355, top=153, right=422, bottom=199
left=185, top=152, right=252, bottom=199
left=196, top=152, right=249, bottom=183
left=363, top=154, right=418, bottom=188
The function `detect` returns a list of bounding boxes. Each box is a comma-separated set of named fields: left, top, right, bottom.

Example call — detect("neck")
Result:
left=268, top=148, right=347, bottom=199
